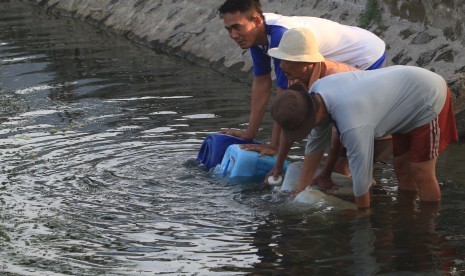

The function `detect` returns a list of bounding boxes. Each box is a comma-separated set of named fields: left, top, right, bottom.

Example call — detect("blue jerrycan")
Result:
left=197, top=133, right=259, bottom=169
left=215, top=144, right=288, bottom=182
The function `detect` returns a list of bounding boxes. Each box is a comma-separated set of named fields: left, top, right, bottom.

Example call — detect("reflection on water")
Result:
left=0, top=1, right=464, bottom=275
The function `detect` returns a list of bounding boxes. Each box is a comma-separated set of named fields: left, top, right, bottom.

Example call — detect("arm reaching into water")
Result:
left=291, top=150, right=325, bottom=197
left=219, top=74, right=272, bottom=139
left=312, top=127, right=344, bottom=190
left=265, top=133, right=293, bottom=184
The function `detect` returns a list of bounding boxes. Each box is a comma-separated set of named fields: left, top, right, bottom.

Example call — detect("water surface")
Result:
left=1, top=1, right=464, bottom=275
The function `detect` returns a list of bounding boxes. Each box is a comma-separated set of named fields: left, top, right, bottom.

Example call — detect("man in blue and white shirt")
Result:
left=218, top=0, right=386, bottom=154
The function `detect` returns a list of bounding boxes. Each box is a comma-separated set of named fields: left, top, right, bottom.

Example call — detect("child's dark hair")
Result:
left=218, top=0, right=263, bottom=19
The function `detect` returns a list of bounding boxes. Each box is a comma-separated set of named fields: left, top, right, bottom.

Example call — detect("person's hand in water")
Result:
left=289, top=175, right=336, bottom=199
left=289, top=183, right=307, bottom=199
left=264, top=166, right=282, bottom=185
left=240, top=143, right=277, bottom=156
left=311, top=174, right=336, bottom=191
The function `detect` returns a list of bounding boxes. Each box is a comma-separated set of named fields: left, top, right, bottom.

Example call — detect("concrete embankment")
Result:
left=29, top=0, right=465, bottom=137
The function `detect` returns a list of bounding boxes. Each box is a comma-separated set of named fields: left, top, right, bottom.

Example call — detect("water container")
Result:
left=280, top=161, right=304, bottom=192
left=277, top=161, right=353, bottom=197
left=197, top=133, right=258, bottom=169
left=214, top=144, right=287, bottom=183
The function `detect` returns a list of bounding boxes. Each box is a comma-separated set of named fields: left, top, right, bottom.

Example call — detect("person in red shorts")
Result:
left=268, top=66, right=458, bottom=209
left=391, top=86, right=458, bottom=202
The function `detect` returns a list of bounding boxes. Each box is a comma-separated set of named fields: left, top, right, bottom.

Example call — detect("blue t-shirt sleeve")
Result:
left=269, top=25, right=289, bottom=89
left=273, top=58, right=288, bottom=89
left=250, top=46, right=271, bottom=77
left=250, top=24, right=289, bottom=89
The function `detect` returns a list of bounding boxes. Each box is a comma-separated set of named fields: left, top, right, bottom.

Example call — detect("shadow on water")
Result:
left=0, top=1, right=465, bottom=275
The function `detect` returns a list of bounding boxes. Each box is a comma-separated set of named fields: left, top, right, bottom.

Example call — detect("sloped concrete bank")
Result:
left=29, top=0, right=465, bottom=137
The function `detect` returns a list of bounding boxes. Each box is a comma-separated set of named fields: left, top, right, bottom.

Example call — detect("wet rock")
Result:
left=320, top=13, right=332, bottom=20
left=293, top=0, right=304, bottom=9
left=398, top=1, right=426, bottom=23
left=207, top=9, right=218, bottom=21
left=443, top=26, right=458, bottom=41
left=391, top=50, right=405, bottom=64
left=455, top=66, right=465, bottom=74
left=449, top=77, right=465, bottom=126
left=449, top=78, right=464, bottom=98
left=329, top=2, right=338, bottom=11
left=416, top=44, right=448, bottom=67
left=174, top=23, right=185, bottom=31
left=167, top=7, right=182, bottom=20
left=400, top=57, right=413, bottom=65
left=339, top=10, right=349, bottom=21
left=133, top=0, right=145, bottom=8
left=416, top=50, right=437, bottom=67
left=455, top=110, right=465, bottom=138
left=411, top=32, right=437, bottom=44
left=399, top=29, right=415, bottom=39
left=434, top=49, right=454, bottom=62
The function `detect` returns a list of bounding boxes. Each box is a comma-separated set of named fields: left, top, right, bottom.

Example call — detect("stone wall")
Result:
left=30, top=0, right=465, bottom=137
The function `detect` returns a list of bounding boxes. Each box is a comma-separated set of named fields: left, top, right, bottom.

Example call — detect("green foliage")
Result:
left=358, top=0, right=382, bottom=29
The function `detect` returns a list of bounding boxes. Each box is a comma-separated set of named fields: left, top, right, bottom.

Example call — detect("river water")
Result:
left=1, top=1, right=464, bottom=275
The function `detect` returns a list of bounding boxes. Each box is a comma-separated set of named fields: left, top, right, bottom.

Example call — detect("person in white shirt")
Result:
left=269, top=66, right=459, bottom=209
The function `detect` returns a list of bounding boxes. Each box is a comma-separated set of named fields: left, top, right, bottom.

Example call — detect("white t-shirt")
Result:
left=306, top=65, right=447, bottom=197
left=251, top=13, right=386, bottom=88
left=265, top=13, right=386, bottom=69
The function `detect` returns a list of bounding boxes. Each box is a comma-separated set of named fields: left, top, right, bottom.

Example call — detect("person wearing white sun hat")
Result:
left=218, top=0, right=386, bottom=158
left=248, top=27, right=391, bottom=191
left=266, top=27, right=360, bottom=87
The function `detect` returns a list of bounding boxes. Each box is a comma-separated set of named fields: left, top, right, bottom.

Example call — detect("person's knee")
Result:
left=409, top=160, right=436, bottom=181
left=409, top=160, right=440, bottom=201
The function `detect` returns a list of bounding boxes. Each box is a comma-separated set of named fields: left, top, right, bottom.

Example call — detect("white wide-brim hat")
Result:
left=268, top=27, right=324, bottom=63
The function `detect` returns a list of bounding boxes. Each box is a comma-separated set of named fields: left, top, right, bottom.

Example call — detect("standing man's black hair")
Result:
left=218, top=0, right=263, bottom=19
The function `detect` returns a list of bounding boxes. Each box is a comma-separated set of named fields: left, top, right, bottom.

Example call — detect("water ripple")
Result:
left=1, top=1, right=464, bottom=275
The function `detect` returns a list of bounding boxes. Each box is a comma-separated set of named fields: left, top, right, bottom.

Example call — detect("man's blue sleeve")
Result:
left=273, top=58, right=288, bottom=89
left=249, top=25, right=289, bottom=89
left=269, top=25, right=289, bottom=89
left=251, top=46, right=271, bottom=76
